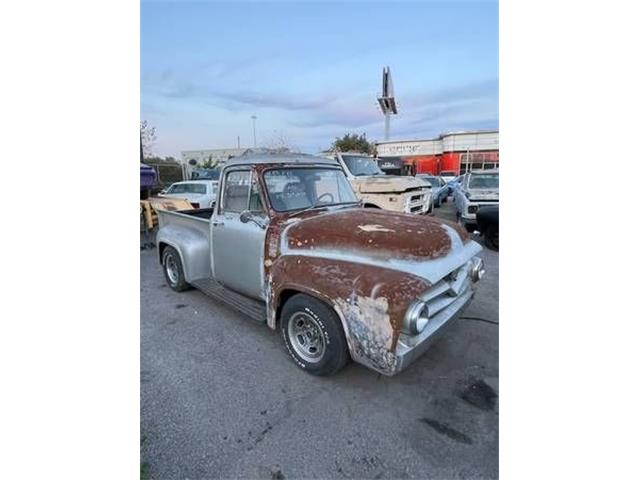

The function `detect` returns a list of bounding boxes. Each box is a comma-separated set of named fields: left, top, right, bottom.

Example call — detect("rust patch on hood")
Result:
left=285, top=208, right=464, bottom=261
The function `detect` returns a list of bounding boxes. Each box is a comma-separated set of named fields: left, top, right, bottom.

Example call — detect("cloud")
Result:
left=143, top=69, right=498, bottom=156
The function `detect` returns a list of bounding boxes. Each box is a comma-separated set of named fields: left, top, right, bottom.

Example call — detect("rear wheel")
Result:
left=162, top=246, right=190, bottom=292
left=280, top=294, right=350, bottom=376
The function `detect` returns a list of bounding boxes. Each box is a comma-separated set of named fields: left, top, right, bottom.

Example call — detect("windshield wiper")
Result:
left=288, top=201, right=360, bottom=218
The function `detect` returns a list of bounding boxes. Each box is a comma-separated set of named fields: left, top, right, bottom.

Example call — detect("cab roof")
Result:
left=224, top=152, right=338, bottom=167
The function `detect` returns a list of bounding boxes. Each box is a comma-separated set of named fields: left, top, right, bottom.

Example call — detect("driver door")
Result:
left=211, top=169, right=267, bottom=300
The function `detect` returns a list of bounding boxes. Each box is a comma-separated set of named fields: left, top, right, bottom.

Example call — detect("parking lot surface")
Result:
left=141, top=200, right=498, bottom=479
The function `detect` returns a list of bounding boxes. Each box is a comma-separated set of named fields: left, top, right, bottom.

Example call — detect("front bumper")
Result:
left=393, top=289, right=474, bottom=374
left=403, top=192, right=431, bottom=214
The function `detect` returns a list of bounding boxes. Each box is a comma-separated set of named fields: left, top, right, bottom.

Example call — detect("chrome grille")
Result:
left=421, top=262, right=472, bottom=317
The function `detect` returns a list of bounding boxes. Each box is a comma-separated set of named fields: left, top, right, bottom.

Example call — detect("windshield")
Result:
left=418, top=176, right=440, bottom=188
left=341, top=155, right=384, bottom=176
left=469, top=174, right=499, bottom=189
left=264, top=168, right=358, bottom=212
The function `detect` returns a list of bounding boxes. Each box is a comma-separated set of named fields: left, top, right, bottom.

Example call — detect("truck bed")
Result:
left=157, top=208, right=213, bottom=229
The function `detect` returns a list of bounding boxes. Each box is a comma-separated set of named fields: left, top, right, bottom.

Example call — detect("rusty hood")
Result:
left=351, top=175, right=428, bottom=194
left=281, top=208, right=481, bottom=284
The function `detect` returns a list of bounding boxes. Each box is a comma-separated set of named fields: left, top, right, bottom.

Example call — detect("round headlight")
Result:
left=405, top=300, right=430, bottom=335
left=471, top=258, right=485, bottom=282
left=415, top=311, right=430, bottom=333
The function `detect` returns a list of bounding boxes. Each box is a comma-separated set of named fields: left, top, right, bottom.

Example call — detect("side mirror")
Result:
left=239, top=210, right=266, bottom=229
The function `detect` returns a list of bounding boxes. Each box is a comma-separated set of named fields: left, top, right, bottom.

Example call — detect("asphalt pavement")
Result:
left=140, top=199, right=498, bottom=479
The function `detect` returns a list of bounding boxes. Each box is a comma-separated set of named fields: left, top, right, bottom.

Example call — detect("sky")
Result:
left=141, top=1, right=498, bottom=158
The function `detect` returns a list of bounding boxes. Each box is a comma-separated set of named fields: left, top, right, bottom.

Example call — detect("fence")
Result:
left=146, top=163, right=187, bottom=188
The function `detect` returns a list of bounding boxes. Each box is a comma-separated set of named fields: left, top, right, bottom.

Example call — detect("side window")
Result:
left=222, top=170, right=250, bottom=213
left=248, top=176, right=265, bottom=213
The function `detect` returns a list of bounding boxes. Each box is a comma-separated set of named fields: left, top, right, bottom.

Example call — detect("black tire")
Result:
left=162, top=246, right=190, bottom=292
left=280, top=294, right=350, bottom=376
left=485, top=224, right=499, bottom=251
left=434, top=197, right=440, bottom=208
left=443, top=195, right=448, bottom=203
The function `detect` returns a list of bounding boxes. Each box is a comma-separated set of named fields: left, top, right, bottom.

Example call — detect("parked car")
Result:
left=440, top=170, right=458, bottom=184
left=156, top=153, right=485, bottom=376
left=453, top=170, right=499, bottom=231
left=476, top=206, right=499, bottom=251
left=324, top=152, right=432, bottom=214
left=416, top=174, right=448, bottom=208
left=159, top=180, right=218, bottom=209
left=448, top=174, right=465, bottom=196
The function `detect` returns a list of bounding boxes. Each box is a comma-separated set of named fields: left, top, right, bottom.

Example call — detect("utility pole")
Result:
left=376, top=67, right=397, bottom=141
left=237, top=136, right=240, bottom=148
left=251, top=115, right=257, bottom=148
left=384, top=112, right=390, bottom=141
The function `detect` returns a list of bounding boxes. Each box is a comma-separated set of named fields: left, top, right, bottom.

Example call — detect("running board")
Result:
left=191, top=278, right=267, bottom=324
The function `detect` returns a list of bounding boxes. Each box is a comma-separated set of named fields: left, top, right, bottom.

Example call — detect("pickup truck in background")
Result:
left=156, top=153, right=485, bottom=376
left=453, top=170, right=499, bottom=232
left=325, top=152, right=432, bottom=214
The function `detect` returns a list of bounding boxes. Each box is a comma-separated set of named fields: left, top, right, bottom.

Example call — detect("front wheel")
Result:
left=280, top=294, right=350, bottom=376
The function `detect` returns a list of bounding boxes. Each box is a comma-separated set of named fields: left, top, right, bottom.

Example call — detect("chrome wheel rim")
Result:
left=287, top=312, right=325, bottom=363
left=165, top=253, right=179, bottom=285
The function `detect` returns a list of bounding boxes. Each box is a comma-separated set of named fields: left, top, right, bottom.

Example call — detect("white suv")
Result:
left=453, top=170, right=499, bottom=231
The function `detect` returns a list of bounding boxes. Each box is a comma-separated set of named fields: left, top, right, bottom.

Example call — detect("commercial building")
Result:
left=181, top=148, right=251, bottom=166
left=375, top=130, right=499, bottom=176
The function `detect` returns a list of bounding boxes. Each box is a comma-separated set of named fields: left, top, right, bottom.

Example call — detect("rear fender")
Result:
left=156, top=224, right=211, bottom=282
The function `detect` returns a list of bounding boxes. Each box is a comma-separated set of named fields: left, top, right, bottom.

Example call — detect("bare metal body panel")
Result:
left=156, top=210, right=212, bottom=282
left=156, top=156, right=483, bottom=375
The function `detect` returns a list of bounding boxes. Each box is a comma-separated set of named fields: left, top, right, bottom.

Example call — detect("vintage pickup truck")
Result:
left=326, top=152, right=432, bottom=214
left=157, top=153, right=485, bottom=376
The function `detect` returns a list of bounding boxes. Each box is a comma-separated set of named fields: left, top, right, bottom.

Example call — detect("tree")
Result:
left=140, top=120, right=157, bottom=160
left=261, top=130, right=300, bottom=153
left=330, top=133, right=374, bottom=154
left=201, top=155, right=217, bottom=169
left=144, top=156, right=179, bottom=164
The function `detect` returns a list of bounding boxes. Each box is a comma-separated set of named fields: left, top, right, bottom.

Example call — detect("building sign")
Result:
left=377, top=141, right=439, bottom=157
left=377, top=157, right=403, bottom=171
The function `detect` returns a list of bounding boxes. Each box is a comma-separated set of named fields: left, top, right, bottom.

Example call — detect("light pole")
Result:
left=251, top=115, right=257, bottom=148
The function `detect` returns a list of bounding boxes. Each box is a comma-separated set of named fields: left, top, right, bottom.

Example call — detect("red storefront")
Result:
left=376, top=130, right=499, bottom=176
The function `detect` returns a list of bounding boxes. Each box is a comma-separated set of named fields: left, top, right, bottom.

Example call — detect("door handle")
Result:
left=212, top=220, right=224, bottom=227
